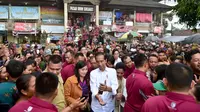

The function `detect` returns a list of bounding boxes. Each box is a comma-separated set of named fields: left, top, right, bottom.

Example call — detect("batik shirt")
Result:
left=0, top=81, right=17, bottom=107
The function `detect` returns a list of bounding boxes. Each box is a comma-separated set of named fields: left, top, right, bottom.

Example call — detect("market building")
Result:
left=63, top=0, right=100, bottom=29
left=0, top=0, right=170, bottom=43
left=0, top=0, right=64, bottom=43
left=100, top=0, right=171, bottom=36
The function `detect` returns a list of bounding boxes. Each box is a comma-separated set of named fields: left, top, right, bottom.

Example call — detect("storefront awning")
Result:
left=109, top=0, right=171, bottom=9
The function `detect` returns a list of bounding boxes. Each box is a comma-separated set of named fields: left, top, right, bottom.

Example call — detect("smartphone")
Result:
left=81, top=95, right=88, bottom=102
left=139, top=89, right=148, bottom=100
left=17, top=54, right=20, bottom=58
left=98, top=83, right=105, bottom=95
left=0, top=61, right=4, bottom=67
left=98, top=90, right=103, bottom=95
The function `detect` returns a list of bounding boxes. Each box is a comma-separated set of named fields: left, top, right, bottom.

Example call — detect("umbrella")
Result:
left=145, top=36, right=160, bottom=42
left=118, top=31, right=142, bottom=41
left=161, top=36, right=189, bottom=42
left=50, top=35, right=62, bottom=41
left=182, top=33, right=200, bottom=44
left=130, top=31, right=141, bottom=37
left=105, top=34, right=117, bottom=41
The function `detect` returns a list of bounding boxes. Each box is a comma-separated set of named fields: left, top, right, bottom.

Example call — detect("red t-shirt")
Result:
left=61, top=64, right=75, bottom=83
left=124, top=64, right=135, bottom=79
left=124, top=69, right=154, bottom=112
left=141, top=92, right=200, bottom=112
left=9, top=96, right=58, bottom=112
left=62, top=61, right=70, bottom=68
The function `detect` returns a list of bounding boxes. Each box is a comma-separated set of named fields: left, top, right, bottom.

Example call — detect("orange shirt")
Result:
left=64, top=75, right=82, bottom=112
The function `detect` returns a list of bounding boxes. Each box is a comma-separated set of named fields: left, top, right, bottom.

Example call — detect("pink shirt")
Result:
left=9, top=96, right=58, bottom=112
left=141, top=92, right=200, bottom=112
left=124, top=69, right=154, bottom=112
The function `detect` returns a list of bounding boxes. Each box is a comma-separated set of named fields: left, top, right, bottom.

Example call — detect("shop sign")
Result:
left=99, top=25, right=112, bottom=32
left=42, top=19, right=64, bottom=24
left=0, top=23, right=6, bottom=31
left=41, top=25, right=64, bottom=34
left=112, top=25, right=133, bottom=32
left=99, top=11, right=112, bottom=20
left=41, top=7, right=64, bottom=24
left=10, top=6, right=39, bottom=19
left=69, top=5, right=94, bottom=13
left=99, top=11, right=112, bottom=25
left=125, top=21, right=133, bottom=26
left=154, top=26, right=162, bottom=34
left=0, top=6, right=8, bottom=19
left=14, top=23, right=36, bottom=32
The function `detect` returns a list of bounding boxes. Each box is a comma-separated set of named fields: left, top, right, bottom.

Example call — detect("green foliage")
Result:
left=173, top=0, right=200, bottom=29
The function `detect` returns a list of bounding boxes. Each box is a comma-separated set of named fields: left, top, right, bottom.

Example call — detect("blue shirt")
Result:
left=0, top=81, right=17, bottom=107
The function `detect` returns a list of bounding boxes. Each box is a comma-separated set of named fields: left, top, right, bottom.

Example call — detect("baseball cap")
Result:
left=153, top=80, right=166, bottom=91
left=44, top=49, right=52, bottom=57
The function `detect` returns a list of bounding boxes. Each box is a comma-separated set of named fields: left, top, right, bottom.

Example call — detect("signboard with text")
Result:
left=10, top=6, right=39, bottom=19
left=0, top=23, right=6, bottom=30
left=68, top=4, right=94, bottom=13
left=14, top=23, right=36, bottom=31
left=41, top=6, right=64, bottom=24
left=0, top=6, right=8, bottom=19
left=41, top=25, right=64, bottom=34
left=99, top=11, right=112, bottom=25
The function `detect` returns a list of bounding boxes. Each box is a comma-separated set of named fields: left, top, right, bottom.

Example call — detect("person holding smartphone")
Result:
left=64, top=61, right=89, bottom=112
left=90, top=52, right=118, bottom=112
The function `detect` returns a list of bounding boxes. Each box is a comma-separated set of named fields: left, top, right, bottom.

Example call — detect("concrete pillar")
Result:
left=151, top=12, right=154, bottom=32
left=38, top=6, right=41, bottom=19
left=160, top=13, right=163, bottom=25
left=112, top=9, right=115, bottom=25
left=151, top=12, right=153, bottom=23
left=134, top=11, right=136, bottom=25
left=64, top=2, right=68, bottom=31
left=95, top=5, right=99, bottom=26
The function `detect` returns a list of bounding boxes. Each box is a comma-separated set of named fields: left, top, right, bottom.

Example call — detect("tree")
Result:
left=173, top=0, right=200, bottom=31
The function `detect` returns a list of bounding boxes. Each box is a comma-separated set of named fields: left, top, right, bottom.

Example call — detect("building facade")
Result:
left=99, top=0, right=171, bottom=36
left=0, top=0, right=171, bottom=43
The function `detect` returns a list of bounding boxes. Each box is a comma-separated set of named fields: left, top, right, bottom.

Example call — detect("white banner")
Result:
left=0, top=23, right=6, bottom=30
left=41, top=25, right=64, bottom=34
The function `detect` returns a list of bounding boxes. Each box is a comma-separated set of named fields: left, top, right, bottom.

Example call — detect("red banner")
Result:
left=14, top=22, right=36, bottom=31
left=136, top=13, right=152, bottom=23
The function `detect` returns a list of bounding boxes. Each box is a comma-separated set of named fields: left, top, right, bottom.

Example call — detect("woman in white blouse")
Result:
left=113, top=49, right=122, bottom=66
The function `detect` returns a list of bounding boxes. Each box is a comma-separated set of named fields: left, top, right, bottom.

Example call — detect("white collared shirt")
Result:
left=121, top=78, right=127, bottom=107
left=90, top=67, right=119, bottom=112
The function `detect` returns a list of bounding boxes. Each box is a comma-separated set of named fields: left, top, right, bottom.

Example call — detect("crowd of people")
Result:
left=0, top=32, right=200, bottom=112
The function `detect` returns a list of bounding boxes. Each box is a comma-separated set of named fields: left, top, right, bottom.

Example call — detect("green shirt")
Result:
left=0, top=81, right=17, bottom=107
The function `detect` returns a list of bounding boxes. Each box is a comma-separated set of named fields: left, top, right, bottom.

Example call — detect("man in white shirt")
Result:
left=90, top=52, right=119, bottom=112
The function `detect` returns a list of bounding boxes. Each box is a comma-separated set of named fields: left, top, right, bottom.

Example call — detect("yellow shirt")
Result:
left=52, top=75, right=66, bottom=112
left=43, top=69, right=66, bottom=112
